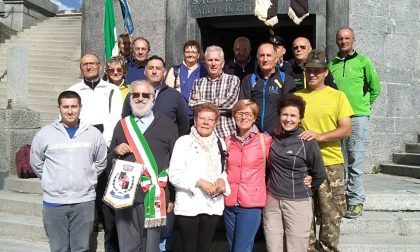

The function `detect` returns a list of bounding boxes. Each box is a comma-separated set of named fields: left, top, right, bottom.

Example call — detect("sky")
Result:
left=50, top=0, right=82, bottom=10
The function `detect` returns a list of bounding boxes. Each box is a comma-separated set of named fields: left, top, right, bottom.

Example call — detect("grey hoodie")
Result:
left=30, top=119, right=107, bottom=204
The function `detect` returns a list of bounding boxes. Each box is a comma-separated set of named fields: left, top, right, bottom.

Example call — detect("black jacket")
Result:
left=239, top=68, right=295, bottom=134
left=268, top=127, right=326, bottom=199
left=223, top=59, right=256, bottom=81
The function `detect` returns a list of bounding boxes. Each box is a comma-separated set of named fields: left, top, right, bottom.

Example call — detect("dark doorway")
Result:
left=197, top=14, right=316, bottom=62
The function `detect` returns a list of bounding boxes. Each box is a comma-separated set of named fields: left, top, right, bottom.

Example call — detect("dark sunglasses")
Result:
left=107, top=68, right=124, bottom=73
left=293, top=45, right=307, bottom=50
left=131, top=92, right=154, bottom=99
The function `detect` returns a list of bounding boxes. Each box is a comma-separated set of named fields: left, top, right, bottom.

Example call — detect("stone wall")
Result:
left=348, top=0, right=420, bottom=171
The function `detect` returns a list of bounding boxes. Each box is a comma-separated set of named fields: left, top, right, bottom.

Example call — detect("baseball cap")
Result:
left=270, top=36, right=286, bottom=47
left=304, top=49, right=328, bottom=68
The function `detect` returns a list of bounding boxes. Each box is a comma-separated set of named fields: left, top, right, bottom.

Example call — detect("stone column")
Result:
left=165, top=0, right=187, bottom=67
left=326, top=0, right=349, bottom=60
left=0, top=47, right=40, bottom=188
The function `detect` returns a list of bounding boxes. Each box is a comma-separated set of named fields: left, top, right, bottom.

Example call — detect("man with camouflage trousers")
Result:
left=295, top=49, right=353, bottom=251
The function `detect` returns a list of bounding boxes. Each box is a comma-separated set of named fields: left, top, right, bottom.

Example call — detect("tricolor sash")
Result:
left=121, top=115, right=167, bottom=228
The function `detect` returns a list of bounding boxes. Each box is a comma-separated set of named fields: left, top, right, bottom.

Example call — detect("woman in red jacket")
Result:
left=224, top=99, right=272, bottom=252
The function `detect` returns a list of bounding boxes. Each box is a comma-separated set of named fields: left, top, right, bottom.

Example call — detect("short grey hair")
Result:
left=205, top=45, right=224, bottom=60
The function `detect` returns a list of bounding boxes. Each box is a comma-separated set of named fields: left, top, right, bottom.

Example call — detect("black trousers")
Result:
left=176, top=214, right=220, bottom=252
left=96, top=172, right=119, bottom=251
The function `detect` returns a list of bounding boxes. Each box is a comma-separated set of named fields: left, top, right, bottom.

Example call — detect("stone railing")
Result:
left=0, top=0, right=58, bottom=32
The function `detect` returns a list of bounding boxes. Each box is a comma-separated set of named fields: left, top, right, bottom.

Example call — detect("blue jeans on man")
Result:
left=43, top=201, right=95, bottom=252
left=343, top=116, right=369, bottom=206
left=223, top=206, right=262, bottom=252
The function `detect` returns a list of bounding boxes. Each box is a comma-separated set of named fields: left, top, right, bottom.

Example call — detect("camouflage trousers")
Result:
left=308, top=164, right=346, bottom=252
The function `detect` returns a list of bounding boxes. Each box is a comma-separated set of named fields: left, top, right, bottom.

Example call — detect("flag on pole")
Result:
left=119, top=0, right=134, bottom=35
left=105, top=0, right=118, bottom=60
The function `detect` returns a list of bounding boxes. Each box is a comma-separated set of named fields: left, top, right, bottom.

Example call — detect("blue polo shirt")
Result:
left=125, top=57, right=146, bottom=84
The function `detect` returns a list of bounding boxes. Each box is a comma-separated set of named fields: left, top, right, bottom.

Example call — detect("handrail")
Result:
left=1, top=7, right=14, bottom=19
left=0, top=69, right=7, bottom=82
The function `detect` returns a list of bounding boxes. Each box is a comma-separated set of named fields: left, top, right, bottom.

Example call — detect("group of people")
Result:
left=29, top=26, right=380, bottom=252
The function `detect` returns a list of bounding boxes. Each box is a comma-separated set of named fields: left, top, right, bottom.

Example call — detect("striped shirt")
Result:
left=189, top=73, right=240, bottom=138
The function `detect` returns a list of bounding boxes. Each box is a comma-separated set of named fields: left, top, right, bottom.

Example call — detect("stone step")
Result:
left=7, top=36, right=81, bottom=43
left=380, top=163, right=420, bottom=179
left=0, top=211, right=47, bottom=241
left=0, top=212, right=105, bottom=251
left=0, top=236, right=49, bottom=252
left=393, top=153, right=420, bottom=166
left=406, top=143, right=420, bottom=153
left=0, top=190, right=42, bottom=217
left=338, top=234, right=420, bottom=252
left=28, top=96, right=58, bottom=106
left=28, top=27, right=81, bottom=33
left=28, top=89, right=68, bottom=97
left=0, top=40, right=78, bottom=47
left=34, top=21, right=82, bottom=26
left=363, top=174, right=420, bottom=211
left=341, top=211, right=420, bottom=235
left=27, top=65, right=79, bottom=73
left=4, top=176, right=42, bottom=194
left=30, top=82, right=75, bottom=91
left=14, top=34, right=81, bottom=41
left=28, top=69, right=80, bottom=78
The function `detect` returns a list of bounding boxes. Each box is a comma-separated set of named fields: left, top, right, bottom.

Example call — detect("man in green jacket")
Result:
left=328, top=27, right=381, bottom=219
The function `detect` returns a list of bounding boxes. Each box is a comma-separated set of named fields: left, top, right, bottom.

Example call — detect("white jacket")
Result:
left=169, top=134, right=231, bottom=217
left=68, top=79, right=122, bottom=146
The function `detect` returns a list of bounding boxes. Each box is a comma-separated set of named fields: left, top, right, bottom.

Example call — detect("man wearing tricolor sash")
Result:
left=108, top=80, right=178, bottom=252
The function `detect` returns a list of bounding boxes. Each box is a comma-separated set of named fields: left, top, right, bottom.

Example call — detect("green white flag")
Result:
left=105, top=0, right=118, bottom=60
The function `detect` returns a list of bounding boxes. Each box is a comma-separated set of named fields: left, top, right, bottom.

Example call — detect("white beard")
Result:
left=131, top=99, right=154, bottom=118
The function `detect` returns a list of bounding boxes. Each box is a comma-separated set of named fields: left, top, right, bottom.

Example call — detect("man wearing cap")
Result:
left=329, top=27, right=381, bottom=219
left=295, top=49, right=353, bottom=252
left=224, top=36, right=256, bottom=81
left=240, top=41, right=295, bottom=134
left=285, top=37, right=336, bottom=90
left=270, top=35, right=287, bottom=70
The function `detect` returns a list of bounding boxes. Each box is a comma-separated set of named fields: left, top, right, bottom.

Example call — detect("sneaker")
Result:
left=344, top=204, right=363, bottom=219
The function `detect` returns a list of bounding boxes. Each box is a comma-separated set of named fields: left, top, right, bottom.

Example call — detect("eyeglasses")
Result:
left=107, top=68, right=124, bottom=73
left=293, top=45, right=307, bottom=50
left=235, top=112, right=254, bottom=118
left=81, top=62, right=100, bottom=67
left=131, top=92, right=154, bottom=99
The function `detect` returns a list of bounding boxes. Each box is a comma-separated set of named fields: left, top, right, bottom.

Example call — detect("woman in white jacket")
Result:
left=169, top=103, right=231, bottom=252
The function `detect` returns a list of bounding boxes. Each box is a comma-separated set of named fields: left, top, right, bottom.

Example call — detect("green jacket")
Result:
left=328, top=51, right=381, bottom=116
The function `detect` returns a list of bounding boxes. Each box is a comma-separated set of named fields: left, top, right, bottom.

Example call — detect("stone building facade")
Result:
left=82, top=0, right=420, bottom=173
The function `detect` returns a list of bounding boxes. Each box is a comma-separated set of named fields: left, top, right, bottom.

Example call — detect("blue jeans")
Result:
left=159, top=211, right=175, bottom=251
left=43, top=201, right=95, bottom=252
left=223, top=206, right=262, bottom=252
left=343, top=116, right=369, bottom=206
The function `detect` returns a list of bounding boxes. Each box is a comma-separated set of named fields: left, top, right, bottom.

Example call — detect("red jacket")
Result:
left=224, top=132, right=272, bottom=208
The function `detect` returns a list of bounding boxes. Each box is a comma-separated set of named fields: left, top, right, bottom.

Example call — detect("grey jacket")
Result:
left=268, top=127, right=326, bottom=199
left=30, top=119, right=107, bottom=204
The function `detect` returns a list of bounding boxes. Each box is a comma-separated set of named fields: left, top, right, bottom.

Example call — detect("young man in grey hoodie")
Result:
left=30, top=90, right=107, bottom=252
